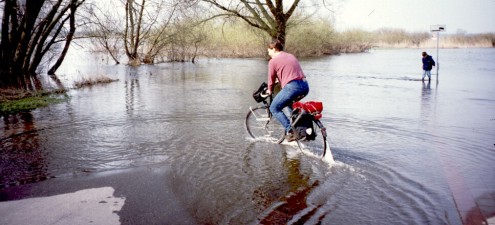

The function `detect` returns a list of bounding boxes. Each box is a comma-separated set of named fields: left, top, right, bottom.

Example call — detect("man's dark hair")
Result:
left=268, top=39, right=284, bottom=51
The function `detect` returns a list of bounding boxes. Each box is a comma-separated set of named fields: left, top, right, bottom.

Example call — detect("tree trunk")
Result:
left=0, top=0, right=44, bottom=89
left=48, top=0, right=78, bottom=75
left=0, top=0, right=85, bottom=90
left=124, top=0, right=146, bottom=66
left=203, top=0, right=300, bottom=51
left=13, top=0, right=45, bottom=77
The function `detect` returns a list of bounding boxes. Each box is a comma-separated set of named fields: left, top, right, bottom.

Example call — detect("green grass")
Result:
left=0, top=90, right=68, bottom=115
left=0, top=75, right=118, bottom=115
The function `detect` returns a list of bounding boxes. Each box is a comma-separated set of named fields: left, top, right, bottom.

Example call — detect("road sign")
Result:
left=430, top=25, right=446, bottom=32
left=429, top=24, right=446, bottom=80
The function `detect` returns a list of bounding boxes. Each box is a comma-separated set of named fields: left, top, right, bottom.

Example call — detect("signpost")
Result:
left=430, top=25, right=446, bottom=81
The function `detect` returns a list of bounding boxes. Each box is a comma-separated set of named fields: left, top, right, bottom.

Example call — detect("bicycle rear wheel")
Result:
left=245, top=106, right=285, bottom=142
left=295, top=119, right=327, bottom=157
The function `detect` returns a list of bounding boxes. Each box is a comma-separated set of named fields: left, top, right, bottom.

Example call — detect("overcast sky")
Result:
left=334, top=0, right=495, bottom=34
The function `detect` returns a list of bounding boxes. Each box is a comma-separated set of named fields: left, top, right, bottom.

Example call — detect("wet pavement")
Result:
left=0, top=166, right=197, bottom=225
left=1, top=163, right=494, bottom=225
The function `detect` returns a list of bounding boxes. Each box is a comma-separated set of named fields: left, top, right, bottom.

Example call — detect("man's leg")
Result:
left=269, top=80, right=309, bottom=133
left=270, top=88, right=293, bottom=133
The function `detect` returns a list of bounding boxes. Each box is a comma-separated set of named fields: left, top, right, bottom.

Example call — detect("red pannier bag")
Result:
left=292, top=101, right=323, bottom=119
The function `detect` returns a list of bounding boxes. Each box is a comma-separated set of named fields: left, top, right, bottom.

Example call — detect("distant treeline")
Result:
left=86, top=18, right=495, bottom=60
left=372, top=28, right=495, bottom=49
left=197, top=19, right=495, bottom=58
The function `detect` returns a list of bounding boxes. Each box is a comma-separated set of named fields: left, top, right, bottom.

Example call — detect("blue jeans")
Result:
left=270, top=79, right=309, bottom=132
left=423, top=70, right=431, bottom=80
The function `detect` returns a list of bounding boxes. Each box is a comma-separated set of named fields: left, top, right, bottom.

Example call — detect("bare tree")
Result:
left=200, top=0, right=340, bottom=49
left=123, top=0, right=145, bottom=66
left=166, top=2, right=209, bottom=63
left=122, top=0, right=180, bottom=65
left=82, top=0, right=204, bottom=65
left=0, top=0, right=85, bottom=90
left=81, top=1, right=123, bottom=64
left=165, top=17, right=208, bottom=63
left=47, top=0, right=81, bottom=75
left=140, top=1, right=179, bottom=64
left=202, top=0, right=303, bottom=46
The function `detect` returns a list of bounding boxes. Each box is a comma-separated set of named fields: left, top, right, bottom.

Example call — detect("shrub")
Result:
left=73, top=75, right=119, bottom=88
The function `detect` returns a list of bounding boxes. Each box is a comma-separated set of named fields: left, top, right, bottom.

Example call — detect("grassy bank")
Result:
left=0, top=75, right=118, bottom=115
left=73, top=75, right=119, bottom=88
left=0, top=89, right=68, bottom=115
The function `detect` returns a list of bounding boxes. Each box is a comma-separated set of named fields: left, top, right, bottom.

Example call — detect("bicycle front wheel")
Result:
left=245, top=106, right=285, bottom=142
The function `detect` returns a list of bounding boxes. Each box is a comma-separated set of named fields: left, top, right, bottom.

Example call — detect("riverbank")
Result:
left=196, top=23, right=495, bottom=58
left=0, top=76, right=119, bottom=115
left=193, top=36, right=494, bottom=59
left=82, top=17, right=495, bottom=62
left=374, top=37, right=495, bottom=49
left=0, top=89, right=68, bottom=115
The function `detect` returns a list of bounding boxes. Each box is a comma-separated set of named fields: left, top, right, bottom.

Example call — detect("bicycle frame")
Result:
left=246, top=92, right=328, bottom=157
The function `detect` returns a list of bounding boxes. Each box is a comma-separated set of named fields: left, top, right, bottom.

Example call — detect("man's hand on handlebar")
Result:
left=260, top=89, right=271, bottom=98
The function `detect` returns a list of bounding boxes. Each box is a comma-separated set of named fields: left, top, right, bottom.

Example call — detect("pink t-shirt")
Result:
left=268, top=51, right=305, bottom=91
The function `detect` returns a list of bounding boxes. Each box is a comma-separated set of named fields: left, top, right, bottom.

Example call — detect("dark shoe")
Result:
left=285, top=131, right=297, bottom=142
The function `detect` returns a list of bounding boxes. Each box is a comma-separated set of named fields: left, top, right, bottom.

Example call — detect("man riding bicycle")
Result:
left=265, top=40, right=310, bottom=142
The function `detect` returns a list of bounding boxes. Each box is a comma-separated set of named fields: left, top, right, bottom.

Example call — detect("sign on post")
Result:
left=430, top=25, right=446, bottom=80
left=430, top=25, right=446, bottom=32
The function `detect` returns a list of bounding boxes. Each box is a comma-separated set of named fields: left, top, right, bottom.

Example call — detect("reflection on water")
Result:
left=1, top=48, right=495, bottom=224
left=1, top=113, right=49, bottom=187
left=125, top=77, right=139, bottom=113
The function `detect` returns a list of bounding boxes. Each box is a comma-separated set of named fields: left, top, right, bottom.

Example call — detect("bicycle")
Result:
left=245, top=82, right=329, bottom=158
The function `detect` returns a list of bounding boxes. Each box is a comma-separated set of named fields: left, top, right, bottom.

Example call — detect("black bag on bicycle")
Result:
left=252, top=82, right=268, bottom=103
left=291, top=110, right=316, bottom=141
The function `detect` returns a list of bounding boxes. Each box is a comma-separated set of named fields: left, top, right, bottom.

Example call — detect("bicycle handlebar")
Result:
left=260, top=92, right=270, bottom=98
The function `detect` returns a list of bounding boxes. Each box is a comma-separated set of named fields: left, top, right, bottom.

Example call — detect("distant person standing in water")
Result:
left=421, top=51, right=435, bottom=81
left=266, top=39, right=309, bottom=142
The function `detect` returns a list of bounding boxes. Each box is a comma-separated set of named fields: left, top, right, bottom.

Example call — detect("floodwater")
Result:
left=1, top=47, right=494, bottom=224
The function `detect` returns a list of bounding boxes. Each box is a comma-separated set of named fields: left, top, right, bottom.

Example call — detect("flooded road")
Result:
left=1, top=48, right=494, bottom=224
